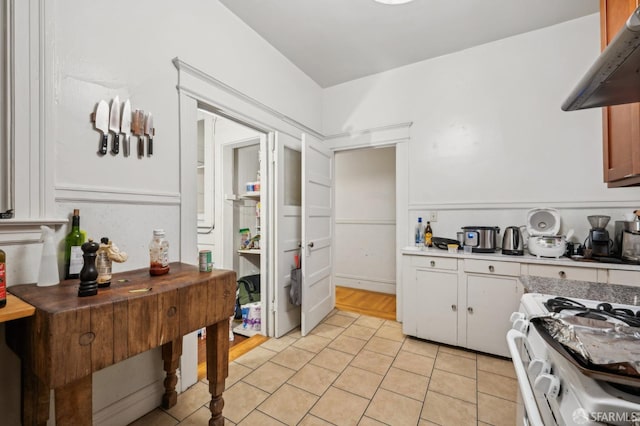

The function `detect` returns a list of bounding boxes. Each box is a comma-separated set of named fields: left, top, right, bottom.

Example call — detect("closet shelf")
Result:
left=238, top=249, right=261, bottom=255
left=239, top=191, right=260, bottom=200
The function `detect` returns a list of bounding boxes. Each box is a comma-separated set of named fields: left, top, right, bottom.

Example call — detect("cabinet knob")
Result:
left=308, top=242, right=314, bottom=248
left=467, top=307, right=474, bottom=314
left=451, top=304, right=457, bottom=312
left=488, top=265, right=495, bottom=272
left=558, top=271, right=566, bottom=278
left=430, top=260, right=435, bottom=267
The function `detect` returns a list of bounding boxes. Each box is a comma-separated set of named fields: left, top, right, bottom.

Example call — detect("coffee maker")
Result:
left=587, top=215, right=612, bottom=257
left=615, top=220, right=640, bottom=262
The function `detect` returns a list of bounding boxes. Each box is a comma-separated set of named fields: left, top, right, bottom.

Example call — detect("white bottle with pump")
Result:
left=38, top=225, right=60, bottom=286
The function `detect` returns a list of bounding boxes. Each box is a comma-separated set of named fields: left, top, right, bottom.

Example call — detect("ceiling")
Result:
left=219, top=0, right=599, bottom=88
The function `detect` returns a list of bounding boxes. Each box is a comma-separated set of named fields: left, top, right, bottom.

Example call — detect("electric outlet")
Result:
left=429, top=211, right=438, bottom=222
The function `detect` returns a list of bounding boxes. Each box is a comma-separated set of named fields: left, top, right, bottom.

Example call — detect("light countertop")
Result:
left=401, top=246, right=640, bottom=272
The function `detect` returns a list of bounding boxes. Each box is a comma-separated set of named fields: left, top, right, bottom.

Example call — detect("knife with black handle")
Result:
left=109, top=96, right=121, bottom=155
left=144, top=113, right=153, bottom=156
left=95, top=100, right=109, bottom=155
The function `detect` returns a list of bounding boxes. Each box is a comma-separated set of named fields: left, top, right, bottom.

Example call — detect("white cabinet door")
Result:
left=414, top=269, right=458, bottom=346
left=466, top=274, right=520, bottom=357
left=301, top=133, right=334, bottom=336
left=271, top=132, right=303, bottom=337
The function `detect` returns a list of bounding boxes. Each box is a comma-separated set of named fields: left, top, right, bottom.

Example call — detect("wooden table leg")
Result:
left=21, top=365, right=50, bottom=426
left=54, top=375, right=92, bottom=425
left=161, top=338, right=183, bottom=408
left=206, top=321, right=229, bottom=426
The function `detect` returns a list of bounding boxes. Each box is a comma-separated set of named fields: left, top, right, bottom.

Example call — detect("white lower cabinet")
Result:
left=402, top=255, right=458, bottom=346
left=402, top=253, right=522, bottom=357
left=465, top=273, right=521, bottom=357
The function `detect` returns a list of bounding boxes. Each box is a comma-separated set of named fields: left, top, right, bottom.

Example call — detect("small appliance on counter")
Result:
left=585, top=215, right=613, bottom=257
left=461, top=226, right=500, bottom=253
left=614, top=219, right=640, bottom=263
left=501, top=226, right=524, bottom=256
left=526, top=208, right=566, bottom=258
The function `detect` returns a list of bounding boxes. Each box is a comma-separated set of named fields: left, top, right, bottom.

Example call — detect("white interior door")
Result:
left=301, top=133, right=334, bottom=336
left=271, top=132, right=303, bottom=337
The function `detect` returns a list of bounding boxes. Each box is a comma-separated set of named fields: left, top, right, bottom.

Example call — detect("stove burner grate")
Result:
left=544, top=297, right=640, bottom=327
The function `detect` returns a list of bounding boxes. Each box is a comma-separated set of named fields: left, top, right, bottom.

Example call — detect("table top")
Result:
left=8, top=262, right=235, bottom=314
left=0, top=294, right=36, bottom=323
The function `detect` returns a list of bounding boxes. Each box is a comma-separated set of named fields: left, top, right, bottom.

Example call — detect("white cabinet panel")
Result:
left=414, top=269, right=458, bottom=346
left=607, top=269, right=640, bottom=287
left=466, top=274, right=521, bottom=357
left=527, top=264, right=599, bottom=282
left=464, top=259, right=520, bottom=276
left=410, top=255, right=457, bottom=271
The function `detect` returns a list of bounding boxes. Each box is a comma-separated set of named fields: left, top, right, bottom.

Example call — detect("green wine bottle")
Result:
left=64, top=209, right=86, bottom=279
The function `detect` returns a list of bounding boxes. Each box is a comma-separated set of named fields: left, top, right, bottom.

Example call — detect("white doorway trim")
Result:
left=324, top=122, right=411, bottom=322
left=173, top=57, right=322, bottom=390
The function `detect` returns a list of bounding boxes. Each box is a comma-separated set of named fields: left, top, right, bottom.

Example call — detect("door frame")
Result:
left=174, top=58, right=323, bottom=390
left=324, top=122, right=412, bottom=322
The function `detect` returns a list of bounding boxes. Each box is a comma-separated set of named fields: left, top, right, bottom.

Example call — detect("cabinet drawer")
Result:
left=410, top=255, right=457, bottom=271
left=463, top=259, right=520, bottom=277
left=527, top=264, right=597, bottom=282
left=607, top=269, right=640, bottom=287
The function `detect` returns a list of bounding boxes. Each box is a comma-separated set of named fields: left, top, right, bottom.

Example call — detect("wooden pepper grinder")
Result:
left=78, top=238, right=99, bottom=297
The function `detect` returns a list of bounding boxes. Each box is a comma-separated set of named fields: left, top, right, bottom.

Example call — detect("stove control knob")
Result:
left=511, top=318, right=529, bottom=334
left=510, top=312, right=525, bottom=322
left=528, top=359, right=551, bottom=377
left=534, top=373, right=560, bottom=399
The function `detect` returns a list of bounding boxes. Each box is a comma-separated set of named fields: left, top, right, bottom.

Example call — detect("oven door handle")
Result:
left=506, top=329, right=545, bottom=426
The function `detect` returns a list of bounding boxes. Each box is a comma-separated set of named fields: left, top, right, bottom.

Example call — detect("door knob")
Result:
left=558, top=271, right=566, bottom=278
left=297, top=242, right=302, bottom=248
left=308, top=242, right=314, bottom=248
left=488, top=265, right=495, bottom=272
left=451, top=304, right=457, bottom=312
left=467, top=307, right=474, bottom=314
left=430, top=260, right=435, bottom=267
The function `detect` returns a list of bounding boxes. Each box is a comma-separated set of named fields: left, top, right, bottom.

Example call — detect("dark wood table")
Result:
left=6, top=262, right=236, bottom=426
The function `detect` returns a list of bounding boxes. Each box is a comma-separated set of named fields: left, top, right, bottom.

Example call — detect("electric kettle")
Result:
left=502, top=226, right=524, bottom=255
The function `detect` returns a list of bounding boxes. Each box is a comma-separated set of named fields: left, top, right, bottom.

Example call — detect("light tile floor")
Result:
left=130, top=309, right=518, bottom=426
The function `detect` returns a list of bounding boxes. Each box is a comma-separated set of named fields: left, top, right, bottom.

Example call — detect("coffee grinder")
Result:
left=587, top=215, right=612, bottom=257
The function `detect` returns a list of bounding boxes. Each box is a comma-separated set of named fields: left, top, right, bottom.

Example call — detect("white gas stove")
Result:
left=508, top=293, right=640, bottom=426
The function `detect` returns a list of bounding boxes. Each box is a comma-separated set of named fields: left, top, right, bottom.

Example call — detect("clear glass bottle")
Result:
left=415, top=217, right=424, bottom=248
left=149, top=229, right=170, bottom=276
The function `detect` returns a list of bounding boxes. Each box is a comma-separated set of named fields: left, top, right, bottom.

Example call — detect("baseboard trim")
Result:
left=334, top=277, right=395, bottom=294
left=92, top=380, right=165, bottom=426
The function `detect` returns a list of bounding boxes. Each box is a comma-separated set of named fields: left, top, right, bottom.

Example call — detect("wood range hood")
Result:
left=562, top=5, right=640, bottom=111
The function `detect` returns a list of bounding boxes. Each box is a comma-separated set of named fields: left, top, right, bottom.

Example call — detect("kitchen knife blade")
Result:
left=120, top=99, right=131, bottom=157
left=134, top=109, right=145, bottom=157
left=144, top=113, right=153, bottom=157
left=95, top=100, right=109, bottom=155
left=108, top=96, right=121, bottom=155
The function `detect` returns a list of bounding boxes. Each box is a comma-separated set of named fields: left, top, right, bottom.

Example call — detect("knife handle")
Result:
left=123, top=135, right=130, bottom=157
left=148, top=137, right=153, bottom=156
left=138, top=136, right=144, bottom=157
left=111, top=133, right=120, bottom=155
left=99, top=133, right=108, bottom=155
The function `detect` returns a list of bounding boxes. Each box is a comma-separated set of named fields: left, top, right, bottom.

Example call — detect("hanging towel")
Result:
left=290, top=268, right=302, bottom=306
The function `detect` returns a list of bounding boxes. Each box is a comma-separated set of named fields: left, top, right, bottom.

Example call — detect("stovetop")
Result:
left=544, top=296, right=640, bottom=327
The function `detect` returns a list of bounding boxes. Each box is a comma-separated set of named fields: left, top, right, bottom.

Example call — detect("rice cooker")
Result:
left=526, top=208, right=566, bottom=258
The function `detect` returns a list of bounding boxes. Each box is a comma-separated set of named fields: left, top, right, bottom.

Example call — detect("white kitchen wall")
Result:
left=0, top=1, right=321, bottom=425
left=334, top=147, right=396, bottom=293
left=322, top=14, right=640, bottom=245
